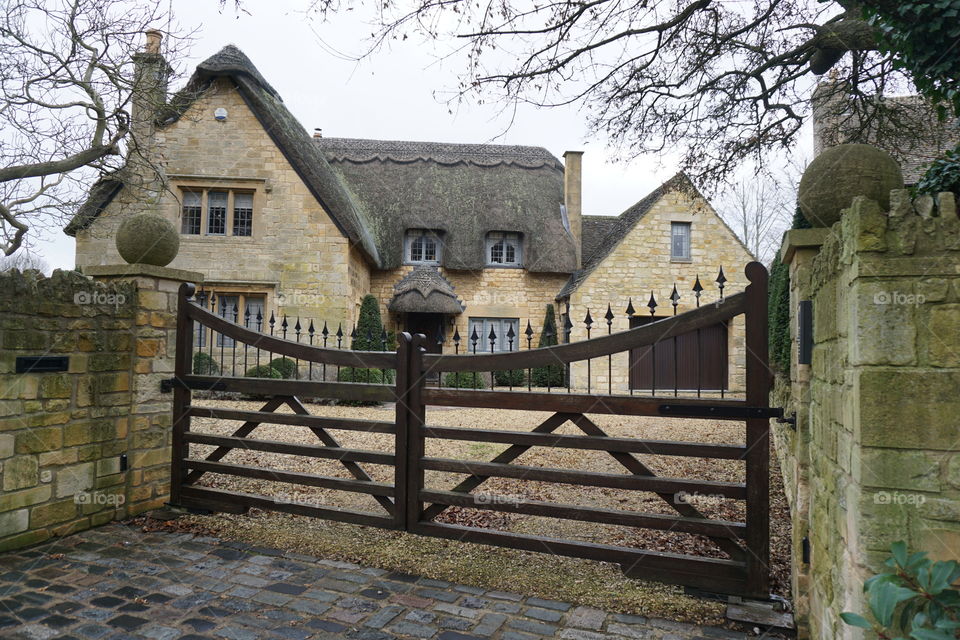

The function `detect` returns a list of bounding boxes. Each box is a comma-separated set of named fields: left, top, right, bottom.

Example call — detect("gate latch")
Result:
left=659, top=404, right=785, bottom=419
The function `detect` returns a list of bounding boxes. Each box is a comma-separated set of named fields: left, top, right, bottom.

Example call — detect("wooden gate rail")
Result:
left=168, top=263, right=776, bottom=599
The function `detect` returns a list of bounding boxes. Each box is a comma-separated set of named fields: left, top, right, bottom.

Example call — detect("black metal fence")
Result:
left=190, top=267, right=736, bottom=398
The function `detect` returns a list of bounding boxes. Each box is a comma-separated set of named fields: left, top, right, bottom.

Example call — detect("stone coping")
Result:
left=81, top=263, right=205, bottom=283
left=779, top=228, right=831, bottom=265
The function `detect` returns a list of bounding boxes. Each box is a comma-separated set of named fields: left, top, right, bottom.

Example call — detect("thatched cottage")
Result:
left=67, top=37, right=755, bottom=392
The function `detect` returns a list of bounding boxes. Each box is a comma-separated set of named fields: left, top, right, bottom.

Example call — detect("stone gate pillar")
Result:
left=776, top=191, right=960, bottom=639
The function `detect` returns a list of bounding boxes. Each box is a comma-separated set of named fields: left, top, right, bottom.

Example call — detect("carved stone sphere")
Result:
left=115, top=213, right=180, bottom=267
left=798, top=143, right=904, bottom=227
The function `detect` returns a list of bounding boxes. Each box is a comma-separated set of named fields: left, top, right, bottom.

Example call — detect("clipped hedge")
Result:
left=338, top=367, right=394, bottom=384
left=245, top=365, right=281, bottom=379
left=268, top=357, right=298, bottom=379
left=494, top=368, right=525, bottom=387
left=192, top=352, right=219, bottom=375
left=443, top=372, right=488, bottom=389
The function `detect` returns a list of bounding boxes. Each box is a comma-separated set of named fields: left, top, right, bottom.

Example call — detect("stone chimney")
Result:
left=131, top=29, right=170, bottom=141
left=811, top=74, right=844, bottom=156
left=563, top=151, right=584, bottom=268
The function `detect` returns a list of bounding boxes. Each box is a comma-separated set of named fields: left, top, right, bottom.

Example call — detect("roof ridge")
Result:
left=317, top=137, right=563, bottom=170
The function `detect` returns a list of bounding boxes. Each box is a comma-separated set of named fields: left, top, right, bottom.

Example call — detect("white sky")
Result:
left=34, top=0, right=803, bottom=270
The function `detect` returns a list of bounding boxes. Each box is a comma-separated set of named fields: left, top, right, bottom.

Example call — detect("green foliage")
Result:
left=268, top=357, right=298, bottom=379
left=768, top=260, right=790, bottom=374
left=353, top=294, right=388, bottom=351
left=338, top=367, right=394, bottom=384
left=443, top=372, right=488, bottom=389
left=863, top=1, right=960, bottom=116
left=531, top=305, right=565, bottom=388
left=344, top=294, right=395, bottom=387
left=916, top=144, right=960, bottom=197
left=245, top=364, right=281, bottom=379
left=842, top=540, right=960, bottom=639
left=494, top=368, right=525, bottom=387
left=768, top=208, right=810, bottom=373
left=192, top=352, right=219, bottom=376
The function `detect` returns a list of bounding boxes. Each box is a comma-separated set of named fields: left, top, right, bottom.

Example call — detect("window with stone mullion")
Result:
left=207, top=191, right=228, bottom=235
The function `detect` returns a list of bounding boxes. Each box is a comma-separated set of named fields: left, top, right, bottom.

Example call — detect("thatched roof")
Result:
left=317, top=137, right=579, bottom=273
left=67, top=45, right=579, bottom=274
left=388, top=265, right=464, bottom=314
left=66, top=46, right=380, bottom=264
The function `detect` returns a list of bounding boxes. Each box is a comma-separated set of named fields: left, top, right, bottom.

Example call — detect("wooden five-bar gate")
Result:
left=166, top=262, right=782, bottom=599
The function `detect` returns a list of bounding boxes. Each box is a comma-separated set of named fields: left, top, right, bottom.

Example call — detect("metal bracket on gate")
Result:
left=658, top=404, right=785, bottom=419
left=160, top=378, right=227, bottom=393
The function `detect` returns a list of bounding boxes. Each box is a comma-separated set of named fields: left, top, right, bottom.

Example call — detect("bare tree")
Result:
left=717, top=158, right=808, bottom=264
left=0, top=250, right=48, bottom=273
left=0, top=0, right=182, bottom=256
left=284, top=0, right=939, bottom=186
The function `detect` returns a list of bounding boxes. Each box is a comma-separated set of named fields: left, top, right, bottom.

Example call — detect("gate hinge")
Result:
left=777, top=412, right=797, bottom=430
left=659, top=404, right=785, bottom=419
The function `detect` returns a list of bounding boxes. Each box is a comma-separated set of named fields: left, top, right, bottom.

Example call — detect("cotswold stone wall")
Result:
left=776, top=191, right=960, bottom=639
left=0, top=266, right=192, bottom=551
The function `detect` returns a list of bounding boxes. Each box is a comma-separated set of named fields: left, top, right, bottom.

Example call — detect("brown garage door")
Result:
left=629, top=316, right=728, bottom=391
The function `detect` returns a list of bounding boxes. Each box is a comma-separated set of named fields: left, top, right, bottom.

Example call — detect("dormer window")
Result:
left=405, top=229, right=442, bottom=264
left=486, top=231, right=522, bottom=267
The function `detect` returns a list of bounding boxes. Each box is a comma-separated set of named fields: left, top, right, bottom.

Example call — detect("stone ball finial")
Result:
left=115, top=213, right=179, bottom=267
left=798, top=143, right=904, bottom=227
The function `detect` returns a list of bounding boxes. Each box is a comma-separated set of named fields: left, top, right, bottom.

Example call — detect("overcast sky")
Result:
left=34, top=0, right=807, bottom=270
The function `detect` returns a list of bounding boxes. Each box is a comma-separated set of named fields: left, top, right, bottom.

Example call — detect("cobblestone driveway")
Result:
left=0, top=524, right=751, bottom=640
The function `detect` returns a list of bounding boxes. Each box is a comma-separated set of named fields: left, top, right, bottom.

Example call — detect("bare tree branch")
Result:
left=287, top=0, right=921, bottom=187
left=0, top=0, right=185, bottom=256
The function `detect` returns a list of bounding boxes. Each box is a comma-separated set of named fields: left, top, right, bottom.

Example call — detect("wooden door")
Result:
left=629, top=316, right=728, bottom=391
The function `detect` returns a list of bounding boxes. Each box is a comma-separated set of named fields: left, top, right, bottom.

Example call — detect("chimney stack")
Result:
left=563, top=151, right=584, bottom=268
left=144, top=29, right=162, bottom=54
left=131, top=30, right=170, bottom=141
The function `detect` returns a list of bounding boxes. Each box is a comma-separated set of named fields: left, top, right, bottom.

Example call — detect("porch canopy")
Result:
left=388, top=265, right=464, bottom=315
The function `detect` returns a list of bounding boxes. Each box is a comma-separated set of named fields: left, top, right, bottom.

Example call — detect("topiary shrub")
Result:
left=268, top=357, right=298, bottom=379
left=192, top=352, right=219, bottom=376
left=915, top=143, right=960, bottom=197
left=531, top=305, right=564, bottom=388
left=345, top=294, right=395, bottom=384
left=494, top=368, right=525, bottom=387
left=245, top=365, right=281, bottom=379
left=443, top=372, right=488, bottom=389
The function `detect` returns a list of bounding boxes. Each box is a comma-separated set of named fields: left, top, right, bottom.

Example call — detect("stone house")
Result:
left=812, top=81, right=960, bottom=185
left=67, top=38, right=754, bottom=392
